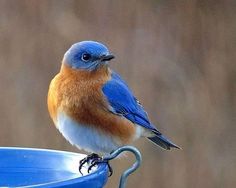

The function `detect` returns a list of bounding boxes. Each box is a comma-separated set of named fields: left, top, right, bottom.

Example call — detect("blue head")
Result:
left=63, top=41, right=115, bottom=71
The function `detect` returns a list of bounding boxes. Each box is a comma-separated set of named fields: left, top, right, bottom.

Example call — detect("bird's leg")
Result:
left=87, top=157, right=113, bottom=177
left=79, top=153, right=101, bottom=175
left=79, top=153, right=113, bottom=177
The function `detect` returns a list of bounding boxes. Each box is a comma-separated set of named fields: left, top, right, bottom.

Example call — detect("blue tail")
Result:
left=147, top=132, right=180, bottom=150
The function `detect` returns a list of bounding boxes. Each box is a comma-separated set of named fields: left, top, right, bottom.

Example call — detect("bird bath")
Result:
left=0, top=147, right=108, bottom=187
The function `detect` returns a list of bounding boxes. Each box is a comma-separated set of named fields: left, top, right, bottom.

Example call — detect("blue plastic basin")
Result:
left=0, top=147, right=108, bottom=187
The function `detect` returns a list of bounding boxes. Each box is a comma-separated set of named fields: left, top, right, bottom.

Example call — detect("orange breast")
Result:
left=47, top=63, right=136, bottom=144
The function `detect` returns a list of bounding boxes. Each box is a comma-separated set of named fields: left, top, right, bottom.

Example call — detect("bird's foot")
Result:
left=87, top=158, right=113, bottom=177
left=79, top=153, right=113, bottom=177
left=79, top=153, right=101, bottom=175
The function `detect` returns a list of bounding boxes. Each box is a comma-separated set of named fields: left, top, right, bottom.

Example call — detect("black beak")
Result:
left=100, top=54, right=115, bottom=62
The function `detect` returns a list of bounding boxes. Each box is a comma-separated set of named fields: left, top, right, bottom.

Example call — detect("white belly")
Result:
left=56, top=113, right=121, bottom=154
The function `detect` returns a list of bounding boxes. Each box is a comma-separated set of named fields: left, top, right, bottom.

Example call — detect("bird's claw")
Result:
left=87, top=158, right=113, bottom=177
left=79, top=153, right=113, bottom=177
left=79, top=153, right=101, bottom=175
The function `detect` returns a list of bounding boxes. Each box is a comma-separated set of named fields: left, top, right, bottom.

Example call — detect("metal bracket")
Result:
left=104, top=146, right=142, bottom=188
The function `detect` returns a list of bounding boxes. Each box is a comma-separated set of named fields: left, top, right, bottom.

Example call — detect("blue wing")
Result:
left=102, top=71, right=180, bottom=150
left=102, top=71, right=157, bottom=132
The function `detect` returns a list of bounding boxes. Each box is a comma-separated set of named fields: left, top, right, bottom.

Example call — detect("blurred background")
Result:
left=0, top=0, right=235, bottom=187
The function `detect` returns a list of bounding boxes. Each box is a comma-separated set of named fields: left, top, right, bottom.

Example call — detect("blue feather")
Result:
left=102, top=71, right=180, bottom=150
left=102, top=71, right=157, bottom=131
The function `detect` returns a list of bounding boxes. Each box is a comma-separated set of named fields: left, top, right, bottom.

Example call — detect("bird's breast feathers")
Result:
left=47, top=64, right=138, bottom=146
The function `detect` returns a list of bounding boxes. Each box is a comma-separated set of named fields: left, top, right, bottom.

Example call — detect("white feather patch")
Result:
left=56, top=112, right=121, bottom=154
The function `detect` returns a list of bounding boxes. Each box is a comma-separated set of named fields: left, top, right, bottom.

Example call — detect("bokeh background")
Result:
left=0, top=0, right=235, bottom=187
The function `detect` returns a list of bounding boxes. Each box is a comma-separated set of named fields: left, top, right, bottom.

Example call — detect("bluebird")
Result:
left=47, top=41, right=180, bottom=174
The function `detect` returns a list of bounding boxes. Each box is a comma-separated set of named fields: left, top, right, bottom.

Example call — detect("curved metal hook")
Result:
left=103, top=146, right=142, bottom=188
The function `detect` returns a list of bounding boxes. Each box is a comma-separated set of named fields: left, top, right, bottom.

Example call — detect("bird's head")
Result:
left=63, top=41, right=115, bottom=71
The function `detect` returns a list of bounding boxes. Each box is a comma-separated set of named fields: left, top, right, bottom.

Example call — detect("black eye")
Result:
left=81, top=53, right=91, bottom=61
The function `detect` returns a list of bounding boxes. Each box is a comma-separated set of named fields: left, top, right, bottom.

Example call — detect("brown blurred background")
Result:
left=0, top=0, right=235, bottom=187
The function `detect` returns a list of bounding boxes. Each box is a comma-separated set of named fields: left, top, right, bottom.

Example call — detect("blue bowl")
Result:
left=0, top=147, right=108, bottom=187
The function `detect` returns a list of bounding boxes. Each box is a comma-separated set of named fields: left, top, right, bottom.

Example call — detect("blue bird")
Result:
left=48, top=41, right=180, bottom=173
